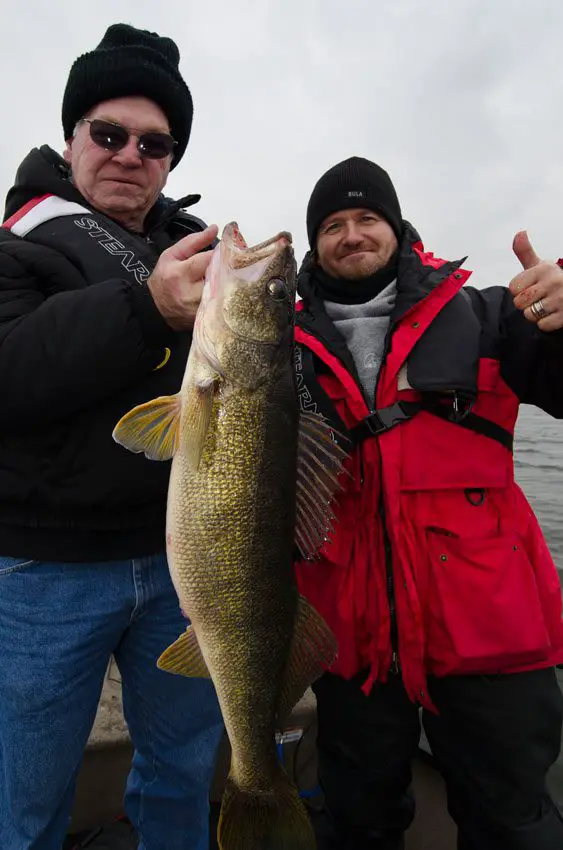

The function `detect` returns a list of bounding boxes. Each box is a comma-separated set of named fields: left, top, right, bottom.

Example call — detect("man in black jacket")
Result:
left=0, top=23, right=224, bottom=850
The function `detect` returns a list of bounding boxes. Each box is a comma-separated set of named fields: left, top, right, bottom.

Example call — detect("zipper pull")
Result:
left=391, top=651, right=400, bottom=674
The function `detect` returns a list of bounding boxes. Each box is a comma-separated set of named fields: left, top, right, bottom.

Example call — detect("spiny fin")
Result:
left=156, top=625, right=210, bottom=678
left=277, top=595, right=337, bottom=725
left=112, top=394, right=181, bottom=461
left=218, top=772, right=315, bottom=850
left=295, top=411, right=349, bottom=560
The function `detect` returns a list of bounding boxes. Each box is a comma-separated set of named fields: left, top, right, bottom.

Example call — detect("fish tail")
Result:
left=217, top=771, right=316, bottom=850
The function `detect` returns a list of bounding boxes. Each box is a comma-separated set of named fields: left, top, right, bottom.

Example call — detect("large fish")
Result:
left=113, top=223, right=347, bottom=849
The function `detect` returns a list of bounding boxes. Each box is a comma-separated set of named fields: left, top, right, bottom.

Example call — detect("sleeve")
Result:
left=0, top=234, right=176, bottom=426
left=467, top=284, right=563, bottom=418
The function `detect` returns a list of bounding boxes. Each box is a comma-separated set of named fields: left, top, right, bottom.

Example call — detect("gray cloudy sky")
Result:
left=1, top=0, right=563, bottom=287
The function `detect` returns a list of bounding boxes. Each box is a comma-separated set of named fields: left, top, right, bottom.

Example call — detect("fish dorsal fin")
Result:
left=157, top=625, right=210, bottom=678
left=276, top=595, right=337, bottom=726
left=112, top=394, right=182, bottom=461
left=295, top=412, right=349, bottom=561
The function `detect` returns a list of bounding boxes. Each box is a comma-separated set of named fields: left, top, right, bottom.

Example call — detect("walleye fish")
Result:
left=113, top=223, right=347, bottom=849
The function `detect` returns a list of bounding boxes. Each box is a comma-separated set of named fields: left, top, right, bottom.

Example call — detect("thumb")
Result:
left=513, top=230, right=541, bottom=270
left=184, top=249, right=214, bottom=282
left=167, top=224, right=219, bottom=262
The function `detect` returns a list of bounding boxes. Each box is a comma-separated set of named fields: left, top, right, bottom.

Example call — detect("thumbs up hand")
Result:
left=508, top=231, right=563, bottom=331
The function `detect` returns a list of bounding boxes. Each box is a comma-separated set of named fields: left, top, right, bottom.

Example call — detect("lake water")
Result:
left=515, top=405, right=563, bottom=572
left=513, top=405, right=563, bottom=804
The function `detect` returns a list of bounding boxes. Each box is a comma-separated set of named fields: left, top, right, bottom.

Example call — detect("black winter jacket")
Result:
left=0, top=145, right=209, bottom=560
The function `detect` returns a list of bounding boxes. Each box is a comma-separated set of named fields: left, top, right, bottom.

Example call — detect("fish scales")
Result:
left=113, top=222, right=348, bottom=849
left=169, top=377, right=299, bottom=787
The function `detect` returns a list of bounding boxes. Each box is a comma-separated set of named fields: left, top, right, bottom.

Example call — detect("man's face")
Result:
left=63, top=96, right=172, bottom=229
left=316, top=208, right=399, bottom=280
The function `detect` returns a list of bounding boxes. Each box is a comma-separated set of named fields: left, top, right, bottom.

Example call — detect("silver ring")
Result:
left=530, top=298, right=549, bottom=320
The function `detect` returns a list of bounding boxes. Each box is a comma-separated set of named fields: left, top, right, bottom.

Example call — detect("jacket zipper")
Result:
left=374, top=319, right=400, bottom=673
left=380, top=465, right=400, bottom=673
left=370, top=263, right=465, bottom=674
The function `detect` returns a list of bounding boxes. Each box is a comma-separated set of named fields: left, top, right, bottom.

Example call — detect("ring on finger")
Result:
left=530, top=298, right=549, bottom=320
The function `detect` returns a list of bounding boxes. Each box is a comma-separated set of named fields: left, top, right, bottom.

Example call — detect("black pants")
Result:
left=312, top=667, right=563, bottom=850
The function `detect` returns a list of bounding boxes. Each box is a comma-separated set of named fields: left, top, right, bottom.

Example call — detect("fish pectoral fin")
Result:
left=156, top=625, right=210, bottom=678
left=182, top=378, right=216, bottom=470
left=294, top=411, right=350, bottom=560
left=277, top=595, right=337, bottom=725
left=112, top=394, right=182, bottom=461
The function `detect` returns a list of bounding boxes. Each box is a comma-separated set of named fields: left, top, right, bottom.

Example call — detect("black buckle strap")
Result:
left=349, top=397, right=513, bottom=452
left=296, top=346, right=513, bottom=453
left=426, top=404, right=514, bottom=452
left=349, top=402, right=420, bottom=442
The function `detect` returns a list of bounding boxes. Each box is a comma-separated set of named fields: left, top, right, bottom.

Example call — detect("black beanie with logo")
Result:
left=306, top=156, right=403, bottom=247
left=61, top=23, right=193, bottom=169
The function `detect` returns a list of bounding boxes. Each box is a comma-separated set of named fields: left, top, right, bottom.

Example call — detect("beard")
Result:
left=336, top=250, right=387, bottom=280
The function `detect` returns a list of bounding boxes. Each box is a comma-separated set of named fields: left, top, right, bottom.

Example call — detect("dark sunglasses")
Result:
left=81, top=118, right=177, bottom=160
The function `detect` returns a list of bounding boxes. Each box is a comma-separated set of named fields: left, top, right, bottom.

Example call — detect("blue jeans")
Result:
left=0, top=553, right=224, bottom=850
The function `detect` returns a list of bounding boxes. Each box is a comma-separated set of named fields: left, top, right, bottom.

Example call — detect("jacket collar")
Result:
left=298, top=221, right=466, bottom=321
left=296, top=222, right=478, bottom=400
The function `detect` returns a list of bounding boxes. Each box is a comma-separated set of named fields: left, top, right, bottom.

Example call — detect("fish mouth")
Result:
left=216, top=222, right=296, bottom=349
left=224, top=222, right=292, bottom=270
left=194, top=223, right=296, bottom=369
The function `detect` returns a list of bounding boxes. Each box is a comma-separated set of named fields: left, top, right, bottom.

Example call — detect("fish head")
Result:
left=193, top=222, right=297, bottom=388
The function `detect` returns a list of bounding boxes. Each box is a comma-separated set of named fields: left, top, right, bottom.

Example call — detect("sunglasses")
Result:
left=81, top=118, right=177, bottom=160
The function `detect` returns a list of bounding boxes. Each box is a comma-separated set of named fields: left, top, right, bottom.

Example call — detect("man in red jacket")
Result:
left=294, top=156, right=563, bottom=849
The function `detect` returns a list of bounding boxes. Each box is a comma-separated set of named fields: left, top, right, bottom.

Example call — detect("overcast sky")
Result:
left=1, top=0, right=563, bottom=288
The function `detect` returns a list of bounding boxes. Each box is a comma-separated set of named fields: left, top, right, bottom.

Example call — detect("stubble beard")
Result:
left=337, top=252, right=387, bottom=281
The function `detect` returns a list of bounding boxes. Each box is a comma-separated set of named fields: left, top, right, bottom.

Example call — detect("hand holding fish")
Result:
left=510, top=231, right=563, bottom=331
left=147, top=224, right=219, bottom=330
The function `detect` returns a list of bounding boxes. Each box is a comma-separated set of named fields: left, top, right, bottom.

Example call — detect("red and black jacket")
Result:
left=293, top=223, right=563, bottom=709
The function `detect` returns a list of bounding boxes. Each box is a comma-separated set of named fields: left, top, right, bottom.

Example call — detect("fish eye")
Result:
left=267, top=278, right=288, bottom=301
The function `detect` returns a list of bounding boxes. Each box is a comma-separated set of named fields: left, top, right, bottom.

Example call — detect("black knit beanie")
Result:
left=306, top=156, right=402, bottom=247
left=62, top=24, right=193, bottom=169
